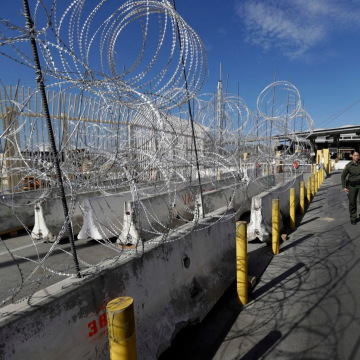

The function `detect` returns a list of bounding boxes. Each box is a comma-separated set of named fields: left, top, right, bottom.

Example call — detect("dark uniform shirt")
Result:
left=341, top=161, right=360, bottom=188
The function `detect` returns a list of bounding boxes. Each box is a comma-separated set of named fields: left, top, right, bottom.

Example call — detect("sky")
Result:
left=1, top=0, right=360, bottom=130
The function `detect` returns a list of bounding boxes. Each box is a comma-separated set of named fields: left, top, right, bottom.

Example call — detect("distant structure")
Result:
left=275, top=125, right=360, bottom=161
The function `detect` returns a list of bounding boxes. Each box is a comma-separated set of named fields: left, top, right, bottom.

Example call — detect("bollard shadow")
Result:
left=311, top=198, right=324, bottom=203
left=251, top=262, right=305, bottom=300
left=298, top=216, right=320, bottom=226
left=240, top=330, right=282, bottom=360
left=280, top=234, right=314, bottom=253
left=306, top=206, right=323, bottom=212
left=248, top=244, right=273, bottom=285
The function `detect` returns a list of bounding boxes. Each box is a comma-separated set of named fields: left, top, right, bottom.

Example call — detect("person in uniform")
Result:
left=341, top=150, right=360, bottom=225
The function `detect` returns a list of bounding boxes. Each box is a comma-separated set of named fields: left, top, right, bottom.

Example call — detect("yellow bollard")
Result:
left=315, top=171, right=318, bottom=193
left=307, top=177, right=311, bottom=204
left=236, top=221, right=248, bottom=306
left=107, top=297, right=137, bottom=360
left=300, top=182, right=305, bottom=214
left=311, top=173, right=315, bottom=197
left=272, top=199, right=280, bottom=255
left=320, top=168, right=323, bottom=185
left=266, top=164, right=269, bottom=175
left=290, top=188, right=296, bottom=228
left=218, top=172, right=221, bottom=180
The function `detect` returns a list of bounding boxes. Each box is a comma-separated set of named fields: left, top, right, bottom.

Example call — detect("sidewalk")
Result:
left=161, top=171, right=360, bottom=359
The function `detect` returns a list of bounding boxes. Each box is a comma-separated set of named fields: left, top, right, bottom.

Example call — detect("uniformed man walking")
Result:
left=342, top=151, right=360, bottom=225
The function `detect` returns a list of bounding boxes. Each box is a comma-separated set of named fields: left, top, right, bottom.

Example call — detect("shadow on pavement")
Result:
left=241, top=330, right=282, bottom=360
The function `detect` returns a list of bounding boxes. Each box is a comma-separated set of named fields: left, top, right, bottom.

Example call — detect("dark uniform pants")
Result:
left=347, top=184, right=360, bottom=221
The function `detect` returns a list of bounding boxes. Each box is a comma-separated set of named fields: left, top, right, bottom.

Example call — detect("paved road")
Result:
left=0, top=231, right=122, bottom=305
left=161, top=171, right=360, bottom=360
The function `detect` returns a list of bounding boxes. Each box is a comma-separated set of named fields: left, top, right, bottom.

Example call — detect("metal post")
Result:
left=312, top=172, right=315, bottom=197
left=236, top=221, right=248, bottom=306
left=300, top=182, right=305, bottom=214
left=272, top=199, right=280, bottom=255
left=22, top=0, right=81, bottom=277
left=290, top=188, right=296, bottom=228
left=307, top=177, right=311, bottom=204
left=107, top=297, right=137, bottom=359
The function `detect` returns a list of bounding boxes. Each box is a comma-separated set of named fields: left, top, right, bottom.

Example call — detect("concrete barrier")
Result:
left=334, top=160, right=349, bottom=170
left=0, top=179, right=129, bottom=237
left=78, top=177, right=235, bottom=244
left=77, top=190, right=133, bottom=241
left=199, top=175, right=276, bottom=220
left=247, top=174, right=304, bottom=242
left=0, top=208, right=236, bottom=360
left=117, top=176, right=273, bottom=245
left=118, top=186, right=202, bottom=245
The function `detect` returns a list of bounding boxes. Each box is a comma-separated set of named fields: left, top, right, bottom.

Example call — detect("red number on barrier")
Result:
left=99, top=313, right=108, bottom=329
left=88, top=320, right=98, bottom=337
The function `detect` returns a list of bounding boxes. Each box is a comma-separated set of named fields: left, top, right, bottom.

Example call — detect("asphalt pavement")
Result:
left=0, top=230, right=121, bottom=304
left=161, top=170, right=360, bottom=360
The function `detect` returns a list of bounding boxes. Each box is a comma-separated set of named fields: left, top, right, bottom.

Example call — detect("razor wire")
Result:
left=0, top=1, right=314, bottom=306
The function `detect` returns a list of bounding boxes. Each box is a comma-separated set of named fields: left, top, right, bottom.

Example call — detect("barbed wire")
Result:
left=0, top=1, right=314, bottom=306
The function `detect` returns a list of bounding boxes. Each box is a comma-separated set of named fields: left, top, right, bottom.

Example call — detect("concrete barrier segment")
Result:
left=116, top=176, right=261, bottom=246
left=31, top=202, right=56, bottom=242
left=0, top=208, right=236, bottom=360
left=198, top=175, right=276, bottom=222
left=77, top=191, right=133, bottom=241
left=247, top=174, right=303, bottom=242
left=75, top=177, right=234, bottom=244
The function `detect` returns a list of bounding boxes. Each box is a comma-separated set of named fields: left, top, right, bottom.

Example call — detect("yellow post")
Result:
left=311, top=173, right=315, bottom=197
left=315, top=170, right=318, bottom=193
left=290, top=188, right=296, bottom=228
left=236, top=221, right=248, bottom=306
left=307, top=177, right=311, bottom=204
left=218, top=172, right=221, bottom=180
left=272, top=199, right=280, bottom=255
left=107, top=297, right=137, bottom=359
left=320, top=168, right=323, bottom=184
left=265, top=164, right=269, bottom=175
left=300, top=182, right=305, bottom=214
